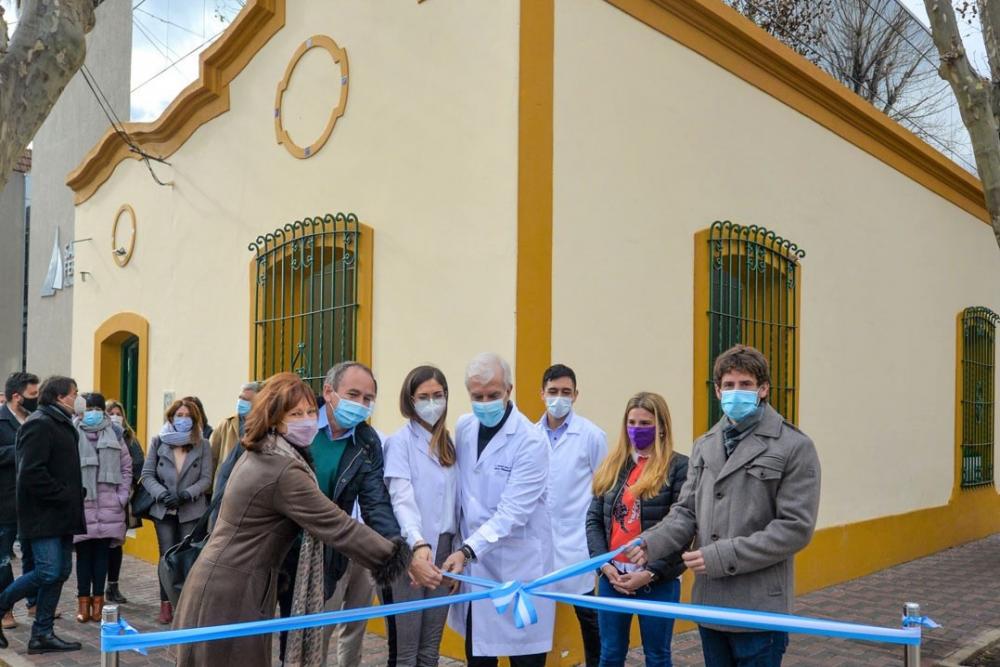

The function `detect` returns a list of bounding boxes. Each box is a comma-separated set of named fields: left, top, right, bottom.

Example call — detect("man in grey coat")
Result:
left=627, top=345, right=820, bottom=667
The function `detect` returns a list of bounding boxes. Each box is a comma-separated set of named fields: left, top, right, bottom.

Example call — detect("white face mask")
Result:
left=545, top=396, right=573, bottom=420
left=109, top=415, right=124, bottom=426
left=414, top=398, right=446, bottom=426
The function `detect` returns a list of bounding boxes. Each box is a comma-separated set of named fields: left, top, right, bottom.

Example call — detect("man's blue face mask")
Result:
left=720, top=389, right=760, bottom=422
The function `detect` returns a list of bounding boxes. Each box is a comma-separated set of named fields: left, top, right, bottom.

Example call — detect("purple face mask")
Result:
left=627, top=425, right=657, bottom=450
left=283, top=418, right=319, bottom=448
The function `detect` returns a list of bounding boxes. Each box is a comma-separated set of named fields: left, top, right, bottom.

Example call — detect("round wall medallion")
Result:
left=274, top=35, right=349, bottom=159
left=112, top=204, right=136, bottom=267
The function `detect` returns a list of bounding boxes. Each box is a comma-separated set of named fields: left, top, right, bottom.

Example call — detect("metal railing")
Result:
left=960, top=306, right=998, bottom=488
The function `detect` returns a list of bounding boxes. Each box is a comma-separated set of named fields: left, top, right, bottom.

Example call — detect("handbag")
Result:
left=158, top=492, right=224, bottom=607
left=129, top=480, right=155, bottom=521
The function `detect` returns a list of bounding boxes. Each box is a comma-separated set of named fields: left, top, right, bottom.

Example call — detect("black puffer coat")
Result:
left=586, top=452, right=690, bottom=581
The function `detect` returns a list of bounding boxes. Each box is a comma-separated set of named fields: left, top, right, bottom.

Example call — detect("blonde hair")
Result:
left=592, top=391, right=674, bottom=500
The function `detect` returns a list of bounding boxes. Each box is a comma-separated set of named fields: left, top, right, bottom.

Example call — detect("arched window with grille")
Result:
left=959, top=306, right=998, bottom=489
left=694, top=221, right=805, bottom=432
left=248, top=213, right=373, bottom=392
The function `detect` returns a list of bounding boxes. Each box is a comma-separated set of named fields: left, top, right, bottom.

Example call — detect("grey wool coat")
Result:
left=640, top=403, right=820, bottom=630
left=141, top=436, right=213, bottom=523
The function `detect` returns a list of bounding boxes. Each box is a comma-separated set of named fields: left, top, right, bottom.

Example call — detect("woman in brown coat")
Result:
left=173, top=373, right=410, bottom=666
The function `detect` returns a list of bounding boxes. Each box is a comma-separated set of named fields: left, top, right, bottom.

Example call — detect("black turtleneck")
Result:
left=477, top=401, right=514, bottom=460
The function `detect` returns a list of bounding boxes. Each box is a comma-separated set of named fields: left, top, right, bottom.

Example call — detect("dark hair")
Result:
left=541, top=364, right=577, bottom=390
left=181, top=396, right=208, bottom=427
left=399, top=365, right=455, bottom=467
left=84, top=392, right=107, bottom=411
left=243, top=372, right=318, bottom=450
left=5, top=372, right=39, bottom=401
left=713, top=345, right=771, bottom=392
left=323, top=361, right=378, bottom=394
left=164, top=399, right=205, bottom=446
left=39, top=376, right=77, bottom=406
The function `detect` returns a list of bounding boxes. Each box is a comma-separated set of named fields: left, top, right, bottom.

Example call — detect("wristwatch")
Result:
left=460, top=544, right=477, bottom=562
left=647, top=570, right=659, bottom=584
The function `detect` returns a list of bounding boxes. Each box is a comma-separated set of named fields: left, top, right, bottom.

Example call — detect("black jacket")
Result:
left=586, top=452, right=690, bottom=581
left=0, top=405, right=22, bottom=524
left=319, top=421, right=400, bottom=598
left=15, top=404, right=86, bottom=540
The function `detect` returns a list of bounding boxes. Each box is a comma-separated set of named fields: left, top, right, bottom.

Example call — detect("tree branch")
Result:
left=0, top=0, right=100, bottom=192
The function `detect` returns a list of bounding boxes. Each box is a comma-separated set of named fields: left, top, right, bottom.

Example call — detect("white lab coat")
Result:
left=383, top=420, right=459, bottom=558
left=537, top=411, right=608, bottom=594
left=447, top=404, right=555, bottom=657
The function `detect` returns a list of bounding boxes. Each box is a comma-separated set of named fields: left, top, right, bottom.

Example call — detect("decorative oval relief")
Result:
left=274, top=35, right=349, bottom=159
left=112, top=204, right=136, bottom=267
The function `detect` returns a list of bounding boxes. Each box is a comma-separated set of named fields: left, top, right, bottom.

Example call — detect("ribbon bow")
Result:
left=445, top=538, right=643, bottom=628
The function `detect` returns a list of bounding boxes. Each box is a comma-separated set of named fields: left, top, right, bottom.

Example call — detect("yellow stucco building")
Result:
left=67, top=0, right=1000, bottom=662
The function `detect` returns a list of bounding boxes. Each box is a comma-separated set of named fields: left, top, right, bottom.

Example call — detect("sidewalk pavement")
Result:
left=0, top=532, right=996, bottom=666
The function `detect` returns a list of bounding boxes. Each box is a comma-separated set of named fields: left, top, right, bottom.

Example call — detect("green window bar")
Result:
left=707, top=221, right=805, bottom=428
left=960, top=306, right=998, bottom=489
left=249, top=213, right=360, bottom=393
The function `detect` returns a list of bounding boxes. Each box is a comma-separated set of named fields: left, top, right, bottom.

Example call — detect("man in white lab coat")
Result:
left=443, top=353, right=554, bottom=667
left=536, top=364, right=607, bottom=667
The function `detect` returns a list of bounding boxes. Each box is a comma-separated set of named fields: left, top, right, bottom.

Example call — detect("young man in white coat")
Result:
left=443, top=353, right=555, bottom=667
left=536, top=364, right=607, bottom=667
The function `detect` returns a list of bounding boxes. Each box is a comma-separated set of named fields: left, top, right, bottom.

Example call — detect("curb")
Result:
left=935, top=628, right=1000, bottom=667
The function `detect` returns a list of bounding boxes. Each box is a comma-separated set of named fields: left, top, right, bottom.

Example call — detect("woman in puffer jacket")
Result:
left=72, top=393, right=132, bottom=624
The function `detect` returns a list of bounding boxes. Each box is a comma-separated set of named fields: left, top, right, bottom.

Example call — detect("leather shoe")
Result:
left=27, top=632, right=82, bottom=654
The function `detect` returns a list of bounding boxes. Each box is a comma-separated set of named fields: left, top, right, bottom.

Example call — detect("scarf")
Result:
left=267, top=434, right=326, bottom=667
left=77, top=417, right=123, bottom=501
left=159, top=421, right=194, bottom=447
left=722, top=405, right=765, bottom=458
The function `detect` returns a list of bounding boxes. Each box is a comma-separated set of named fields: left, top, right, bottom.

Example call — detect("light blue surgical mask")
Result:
left=332, top=394, right=372, bottom=430
left=236, top=398, right=252, bottom=417
left=472, top=399, right=507, bottom=428
left=173, top=416, right=194, bottom=433
left=545, top=396, right=573, bottom=420
left=82, top=410, right=104, bottom=427
left=720, top=389, right=760, bottom=422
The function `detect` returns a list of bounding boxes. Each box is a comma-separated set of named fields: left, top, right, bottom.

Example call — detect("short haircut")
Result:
left=713, top=344, right=771, bottom=388
left=542, top=364, right=576, bottom=389
left=39, top=376, right=77, bottom=406
left=465, top=353, right=513, bottom=389
left=84, top=392, right=107, bottom=411
left=240, top=381, right=263, bottom=393
left=5, top=372, right=39, bottom=401
left=323, top=361, right=378, bottom=393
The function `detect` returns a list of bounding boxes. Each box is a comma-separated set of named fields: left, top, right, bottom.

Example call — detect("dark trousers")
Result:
left=698, top=626, right=789, bottom=667
left=465, top=607, right=547, bottom=667
left=107, top=544, right=123, bottom=584
left=153, top=516, right=197, bottom=602
left=597, top=576, right=681, bottom=667
left=0, top=535, right=73, bottom=638
left=75, top=538, right=112, bottom=597
left=0, top=523, right=16, bottom=594
left=574, top=591, right=601, bottom=667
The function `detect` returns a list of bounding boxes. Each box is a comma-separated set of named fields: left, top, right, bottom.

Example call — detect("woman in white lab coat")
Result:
left=383, top=365, right=459, bottom=667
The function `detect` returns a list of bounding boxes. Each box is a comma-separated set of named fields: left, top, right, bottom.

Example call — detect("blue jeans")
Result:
left=597, top=575, right=681, bottom=667
left=698, top=626, right=789, bottom=667
left=0, top=523, right=16, bottom=593
left=0, top=536, right=73, bottom=637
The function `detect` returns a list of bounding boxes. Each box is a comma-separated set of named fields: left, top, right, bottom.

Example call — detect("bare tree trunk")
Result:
left=0, top=0, right=101, bottom=192
left=925, top=0, right=1000, bottom=250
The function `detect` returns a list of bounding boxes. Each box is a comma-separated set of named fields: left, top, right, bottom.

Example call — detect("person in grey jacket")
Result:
left=627, top=345, right=821, bottom=667
left=141, top=398, right=212, bottom=624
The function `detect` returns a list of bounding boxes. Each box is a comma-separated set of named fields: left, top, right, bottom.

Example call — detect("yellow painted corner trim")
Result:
left=67, top=0, right=286, bottom=205
left=514, top=0, right=554, bottom=418
left=603, top=0, right=989, bottom=224
left=274, top=35, right=349, bottom=159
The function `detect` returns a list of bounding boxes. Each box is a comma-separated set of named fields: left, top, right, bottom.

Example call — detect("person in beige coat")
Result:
left=627, top=345, right=820, bottom=667
left=173, top=373, right=410, bottom=667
